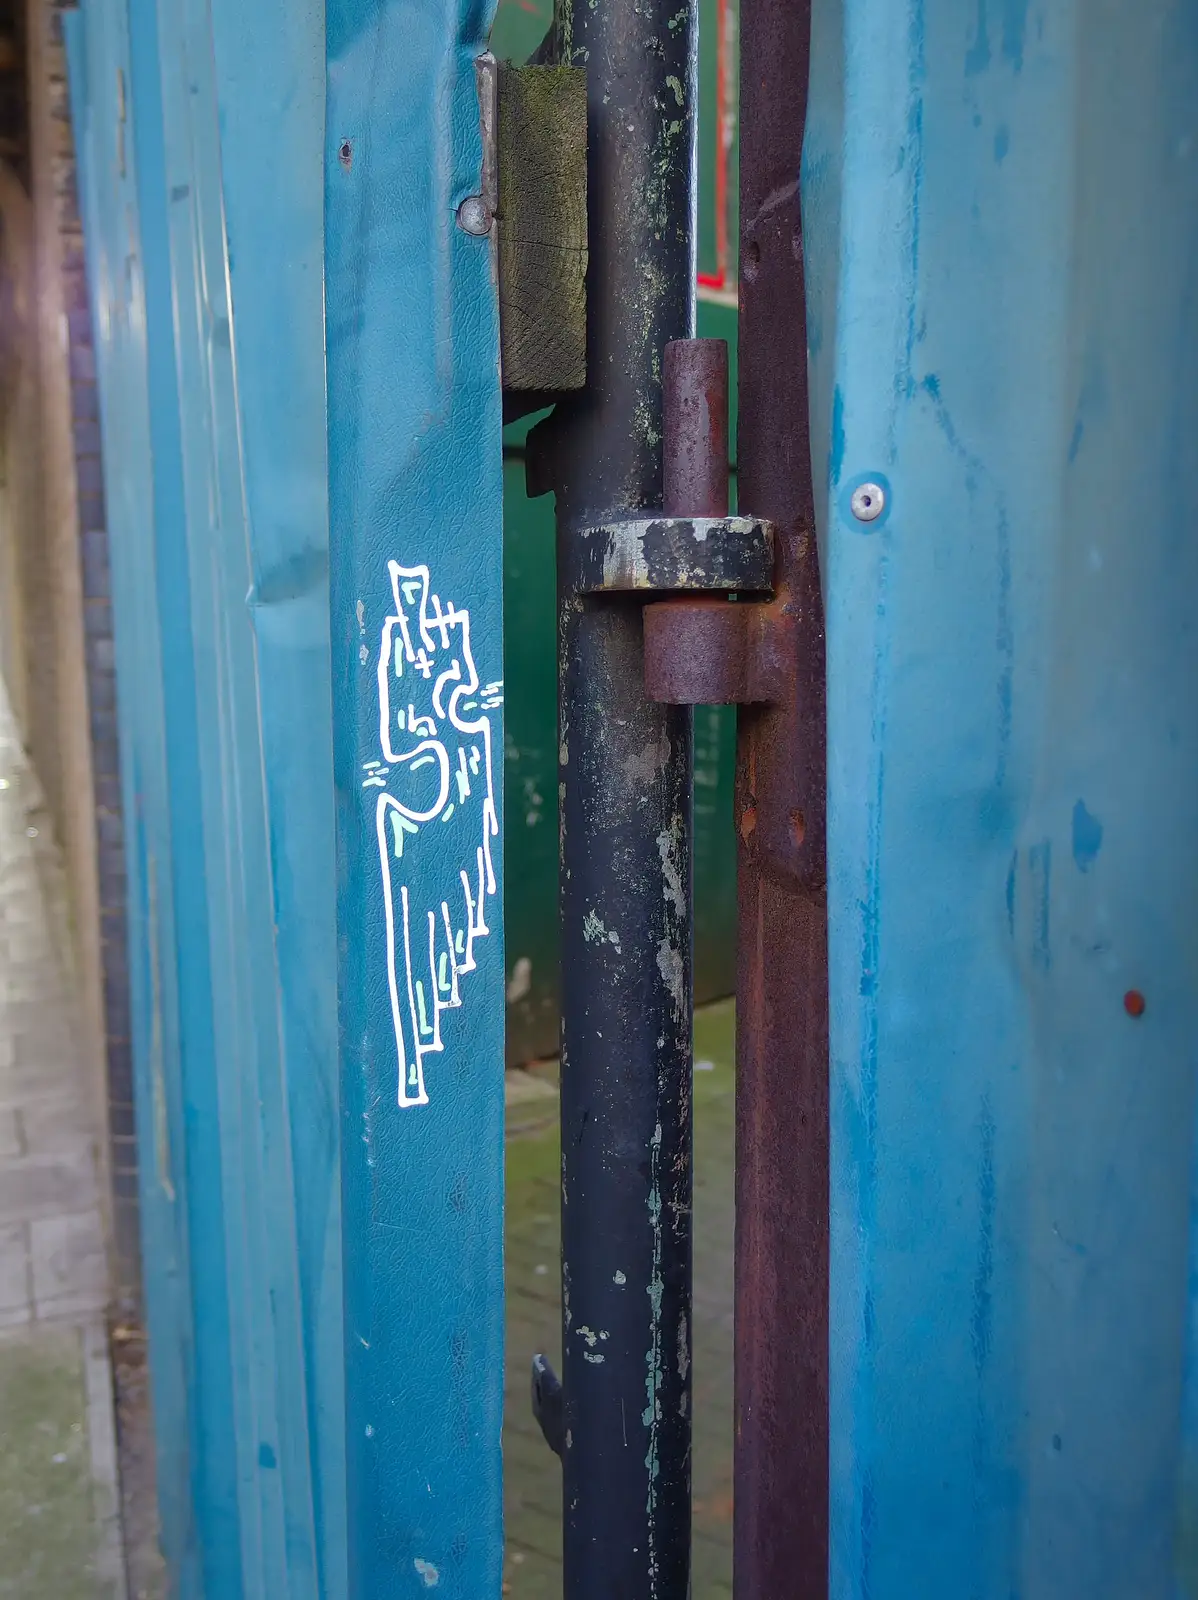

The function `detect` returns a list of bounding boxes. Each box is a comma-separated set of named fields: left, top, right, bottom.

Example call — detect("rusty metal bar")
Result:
left=734, top=0, right=829, bottom=1594
left=664, top=338, right=730, bottom=518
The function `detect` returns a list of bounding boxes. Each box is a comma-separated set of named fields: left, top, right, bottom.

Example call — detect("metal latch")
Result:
left=641, top=338, right=783, bottom=707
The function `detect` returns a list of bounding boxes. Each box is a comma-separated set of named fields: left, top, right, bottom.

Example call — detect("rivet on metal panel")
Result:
left=850, top=480, right=886, bottom=521
left=457, top=195, right=492, bottom=236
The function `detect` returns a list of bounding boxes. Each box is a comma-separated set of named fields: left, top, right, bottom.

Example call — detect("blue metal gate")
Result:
left=807, top=3, right=1198, bottom=1594
left=64, top=0, right=1198, bottom=1593
left=67, top=0, right=505, bottom=1590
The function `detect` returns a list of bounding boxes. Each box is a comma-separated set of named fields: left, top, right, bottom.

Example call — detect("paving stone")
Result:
left=31, top=1211, right=108, bottom=1318
left=0, top=1158, right=99, bottom=1225
left=20, top=1097, right=98, bottom=1161
left=0, top=680, right=124, bottom=1593
left=0, top=1107, right=22, bottom=1158
left=0, top=1221, right=30, bottom=1315
left=0, top=1324, right=117, bottom=1598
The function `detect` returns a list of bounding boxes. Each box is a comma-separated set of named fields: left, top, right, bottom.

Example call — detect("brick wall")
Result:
left=26, top=0, right=140, bottom=1312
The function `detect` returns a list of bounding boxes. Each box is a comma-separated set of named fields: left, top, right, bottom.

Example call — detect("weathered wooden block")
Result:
left=496, top=62, right=587, bottom=393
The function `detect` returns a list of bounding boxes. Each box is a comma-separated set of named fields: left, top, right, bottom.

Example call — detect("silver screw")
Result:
left=850, top=481, right=886, bottom=522
left=456, top=195, right=492, bottom=236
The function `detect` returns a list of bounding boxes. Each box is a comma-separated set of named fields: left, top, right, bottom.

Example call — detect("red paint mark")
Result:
left=713, top=0, right=728, bottom=284
left=1124, top=990, right=1146, bottom=1018
left=697, top=0, right=731, bottom=294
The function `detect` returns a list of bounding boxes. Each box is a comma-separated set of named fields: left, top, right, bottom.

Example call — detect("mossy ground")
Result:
left=0, top=1324, right=116, bottom=1599
left=503, top=1000, right=736, bottom=1597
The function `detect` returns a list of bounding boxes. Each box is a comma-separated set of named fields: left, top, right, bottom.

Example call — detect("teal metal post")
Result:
left=324, top=1, right=507, bottom=1595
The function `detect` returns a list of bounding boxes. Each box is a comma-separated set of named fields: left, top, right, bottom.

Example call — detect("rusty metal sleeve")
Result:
left=664, top=338, right=730, bottom=518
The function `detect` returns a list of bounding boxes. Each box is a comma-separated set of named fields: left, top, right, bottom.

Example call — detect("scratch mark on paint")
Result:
left=970, top=1099, right=996, bottom=1574
left=1071, top=800, right=1103, bottom=873
left=1006, top=851, right=1017, bottom=938
left=1029, top=841, right=1052, bottom=970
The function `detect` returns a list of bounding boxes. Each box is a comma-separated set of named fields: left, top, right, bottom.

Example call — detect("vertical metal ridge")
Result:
left=734, top=0, right=829, bottom=1592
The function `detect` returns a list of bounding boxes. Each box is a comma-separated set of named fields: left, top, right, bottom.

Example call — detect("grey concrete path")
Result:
left=0, top=685, right=126, bottom=1597
left=503, top=1001, right=736, bottom=1598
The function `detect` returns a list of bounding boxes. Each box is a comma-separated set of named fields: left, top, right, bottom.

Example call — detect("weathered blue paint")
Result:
left=66, top=11, right=207, bottom=1590
left=324, top=0, right=505, bottom=1595
left=205, top=0, right=346, bottom=1589
left=68, top=0, right=341, bottom=1591
left=806, top=2, right=1198, bottom=1595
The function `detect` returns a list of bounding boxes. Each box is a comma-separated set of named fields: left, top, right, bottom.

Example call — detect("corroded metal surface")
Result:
left=643, top=342, right=775, bottom=708
left=643, top=597, right=787, bottom=707
left=734, top=0, right=829, bottom=1596
left=664, top=338, right=730, bottom=518
left=574, top=515, right=773, bottom=594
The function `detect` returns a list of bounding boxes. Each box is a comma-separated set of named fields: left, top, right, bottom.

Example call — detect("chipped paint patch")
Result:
left=656, top=816, right=685, bottom=918
left=657, top=938, right=685, bottom=1017
left=583, top=909, right=622, bottom=952
left=413, top=1558, right=439, bottom=1587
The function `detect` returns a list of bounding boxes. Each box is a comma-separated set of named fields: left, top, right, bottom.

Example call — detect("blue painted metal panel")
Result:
left=65, top=11, right=206, bottom=1591
left=69, top=0, right=341, bottom=1591
left=324, top=0, right=506, bottom=1592
left=806, top=2, right=1198, bottom=1595
left=204, top=0, right=346, bottom=1590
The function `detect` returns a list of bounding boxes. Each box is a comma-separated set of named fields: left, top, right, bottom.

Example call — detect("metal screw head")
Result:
left=456, top=195, right=492, bottom=236
left=850, top=481, right=886, bottom=522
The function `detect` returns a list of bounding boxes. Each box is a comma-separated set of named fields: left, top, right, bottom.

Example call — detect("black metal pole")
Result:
left=536, top=0, right=698, bottom=1591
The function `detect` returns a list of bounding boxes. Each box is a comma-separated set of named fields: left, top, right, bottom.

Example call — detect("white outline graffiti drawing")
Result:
left=365, top=561, right=502, bottom=1107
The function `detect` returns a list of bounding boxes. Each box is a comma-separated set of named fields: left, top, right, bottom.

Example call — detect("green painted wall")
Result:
left=494, top=0, right=740, bottom=1062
